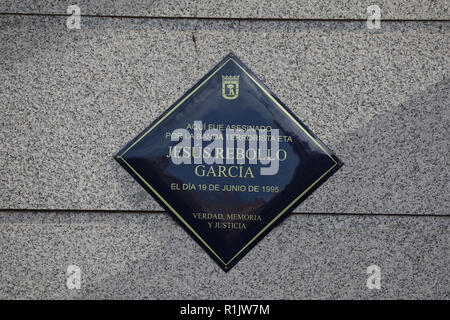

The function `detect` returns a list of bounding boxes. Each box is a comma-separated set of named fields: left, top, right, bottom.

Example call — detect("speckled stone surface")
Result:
left=0, top=210, right=448, bottom=299
left=0, top=0, right=448, bottom=20
left=0, top=16, right=448, bottom=214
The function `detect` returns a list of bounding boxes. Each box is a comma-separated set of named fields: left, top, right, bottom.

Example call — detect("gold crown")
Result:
left=222, top=75, right=240, bottom=81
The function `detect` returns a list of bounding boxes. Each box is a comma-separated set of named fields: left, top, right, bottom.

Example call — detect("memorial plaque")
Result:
left=115, top=52, right=343, bottom=271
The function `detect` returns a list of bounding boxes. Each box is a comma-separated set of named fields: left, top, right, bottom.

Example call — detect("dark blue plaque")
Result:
left=115, top=52, right=343, bottom=271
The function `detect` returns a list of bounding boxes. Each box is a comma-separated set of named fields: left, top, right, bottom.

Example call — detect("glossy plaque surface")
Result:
left=115, top=52, right=343, bottom=271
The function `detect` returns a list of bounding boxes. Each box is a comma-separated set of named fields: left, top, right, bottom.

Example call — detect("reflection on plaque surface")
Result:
left=115, top=52, right=343, bottom=271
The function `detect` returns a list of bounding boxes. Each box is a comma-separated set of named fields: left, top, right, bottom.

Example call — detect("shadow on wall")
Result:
left=300, top=78, right=449, bottom=215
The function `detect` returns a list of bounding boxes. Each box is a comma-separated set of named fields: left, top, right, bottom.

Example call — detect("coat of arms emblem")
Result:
left=222, top=75, right=239, bottom=100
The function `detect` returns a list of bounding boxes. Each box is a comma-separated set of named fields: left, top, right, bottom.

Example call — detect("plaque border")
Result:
left=115, top=52, right=343, bottom=271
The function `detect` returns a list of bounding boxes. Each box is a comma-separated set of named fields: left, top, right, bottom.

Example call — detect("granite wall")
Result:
left=0, top=1, right=448, bottom=299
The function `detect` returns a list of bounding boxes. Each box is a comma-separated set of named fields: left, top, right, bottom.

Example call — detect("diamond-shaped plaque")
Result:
left=115, top=52, right=342, bottom=271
